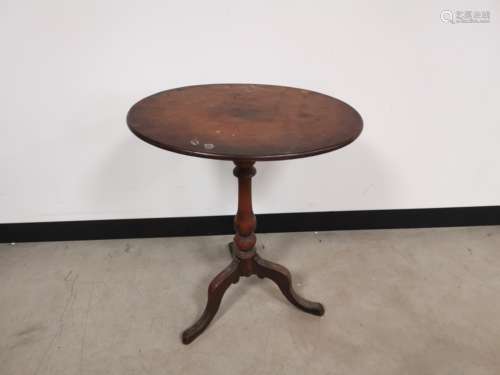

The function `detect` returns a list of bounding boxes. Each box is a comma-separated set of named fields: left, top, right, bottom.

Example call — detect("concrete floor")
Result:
left=1, top=226, right=499, bottom=375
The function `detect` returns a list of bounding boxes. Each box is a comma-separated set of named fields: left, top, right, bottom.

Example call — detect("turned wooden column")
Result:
left=233, top=161, right=257, bottom=252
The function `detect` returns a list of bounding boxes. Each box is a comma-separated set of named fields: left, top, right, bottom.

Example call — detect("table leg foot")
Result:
left=254, top=255, right=325, bottom=316
left=181, top=258, right=240, bottom=344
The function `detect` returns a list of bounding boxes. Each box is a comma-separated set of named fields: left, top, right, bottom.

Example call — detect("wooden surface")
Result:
left=127, top=84, right=363, bottom=161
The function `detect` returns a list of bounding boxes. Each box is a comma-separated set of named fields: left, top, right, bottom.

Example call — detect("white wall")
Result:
left=1, top=0, right=499, bottom=223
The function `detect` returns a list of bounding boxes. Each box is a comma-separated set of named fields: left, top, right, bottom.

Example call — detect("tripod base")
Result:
left=182, top=242, right=325, bottom=344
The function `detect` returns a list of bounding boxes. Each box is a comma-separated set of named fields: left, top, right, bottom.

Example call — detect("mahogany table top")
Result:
left=127, top=84, right=362, bottom=161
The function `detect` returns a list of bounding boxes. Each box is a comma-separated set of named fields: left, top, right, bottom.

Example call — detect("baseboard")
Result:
left=1, top=206, right=499, bottom=243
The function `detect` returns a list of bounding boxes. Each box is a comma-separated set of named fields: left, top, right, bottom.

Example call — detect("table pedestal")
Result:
left=182, top=161, right=325, bottom=344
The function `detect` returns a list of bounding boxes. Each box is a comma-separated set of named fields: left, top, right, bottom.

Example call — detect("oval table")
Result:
left=127, top=84, right=363, bottom=344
